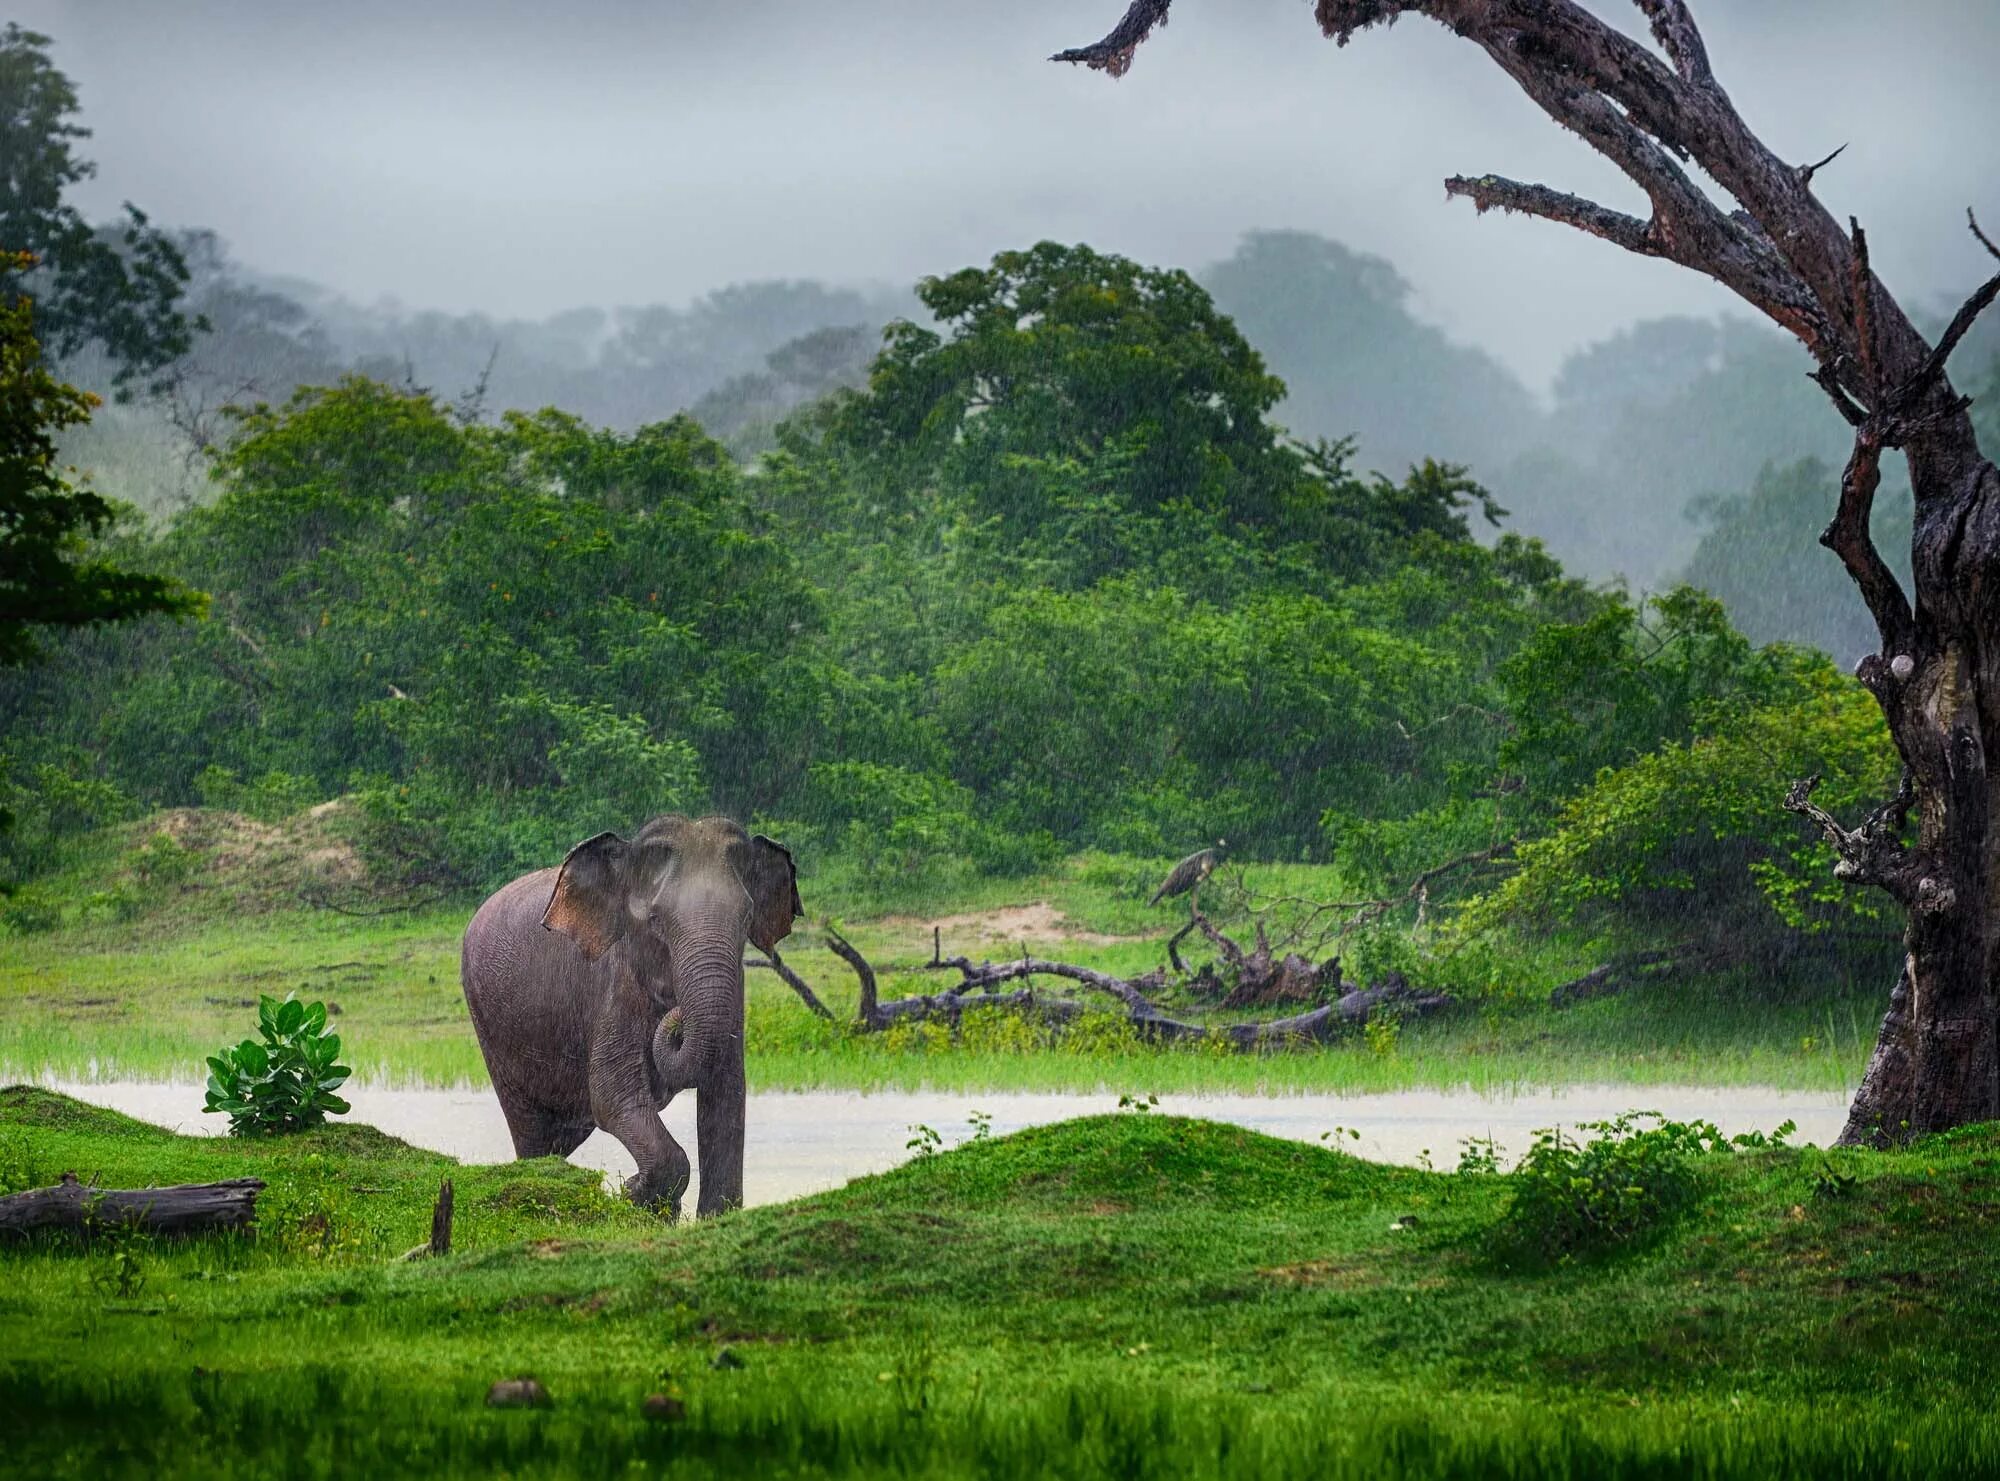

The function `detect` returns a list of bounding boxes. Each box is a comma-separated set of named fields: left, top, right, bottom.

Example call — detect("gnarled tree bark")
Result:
left=1056, top=0, right=2000, bottom=1145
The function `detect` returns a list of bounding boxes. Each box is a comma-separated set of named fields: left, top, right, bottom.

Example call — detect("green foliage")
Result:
left=192, top=765, right=319, bottom=822
left=202, top=994, right=352, bottom=1136
left=0, top=260, right=202, bottom=667
left=1491, top=1112, right=1792, bottom=1268
left=0, top=232, right=1898, bottom=1008
left=0, top=26, right=202, bottom=391
left=1464, top=650, right=1898, bottom=945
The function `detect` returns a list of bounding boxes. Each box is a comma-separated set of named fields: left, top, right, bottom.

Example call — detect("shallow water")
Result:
left=46, top=1079, right=1847, bottom=1210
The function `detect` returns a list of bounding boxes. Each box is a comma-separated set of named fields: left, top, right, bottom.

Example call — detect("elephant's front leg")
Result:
left=650, top=1010, right=744, bottom=1215
left=589, top=987, right=691, bottom=1216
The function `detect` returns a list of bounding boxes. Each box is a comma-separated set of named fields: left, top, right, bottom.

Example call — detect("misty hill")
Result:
left=56, top=226, right=1999, bottom=661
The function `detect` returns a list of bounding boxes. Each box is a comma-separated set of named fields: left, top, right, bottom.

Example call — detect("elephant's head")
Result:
left=539, top=814, right=799, bottom=1212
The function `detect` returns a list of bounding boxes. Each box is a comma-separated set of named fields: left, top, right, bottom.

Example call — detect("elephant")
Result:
left=460, top=814, right=800, bottom=1218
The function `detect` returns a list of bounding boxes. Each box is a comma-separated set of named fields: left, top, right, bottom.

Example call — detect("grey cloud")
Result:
left=26, top=0, right=2000, bottom=388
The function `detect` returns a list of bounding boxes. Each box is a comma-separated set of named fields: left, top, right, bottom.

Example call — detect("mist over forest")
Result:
left=62, top=217, right=2000, bottom=661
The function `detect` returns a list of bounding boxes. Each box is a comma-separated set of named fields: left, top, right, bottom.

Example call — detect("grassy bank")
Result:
left=2, top=1086, right=1994, bottom=1478
left=0, top=895, right=1879, bottom=1095
left=0, top=809, right=1886, bottom=1093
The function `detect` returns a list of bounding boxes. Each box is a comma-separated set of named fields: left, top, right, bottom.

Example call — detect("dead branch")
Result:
left=1239, top=840, right=1515, bottom=957
left=1050, top=0, right=1170, bottom=75
left=297, top=887, right=446, bottom=918
left=1796, top=143, right=1846, bottom=187
left=1548, top=942, right=1718, bottom=1008
left=749, top=946, right=835, bottom=1021
left=799, top=921, right=1452, bottom=1048
left=1446, top=174, right=1656, bottom=258
left=1783, top=772, right=1929, bottom=909
left=1893, top=211, right=2000, bottom=411
left=1820, top=423, right=1917, bottom=657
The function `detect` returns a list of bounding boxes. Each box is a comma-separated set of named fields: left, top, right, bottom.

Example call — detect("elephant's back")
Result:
left=461, top=869, right=595, bottom=1033
left=464, top=868, right=558, bottom=971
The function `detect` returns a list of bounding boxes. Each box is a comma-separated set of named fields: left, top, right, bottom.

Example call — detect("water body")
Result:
left=46, top=1080, right=1846, bottom=1210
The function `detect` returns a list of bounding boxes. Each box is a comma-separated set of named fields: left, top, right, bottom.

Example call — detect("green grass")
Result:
left=3, top=1086, right=1996, bottom=1478
left=0, top=844, right=1883, bottom=1093
left=0, top=872, right=1872, bottom=1096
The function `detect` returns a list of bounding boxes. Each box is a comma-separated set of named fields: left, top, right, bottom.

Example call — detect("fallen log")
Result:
left=0, top=1172, right=266, bottom=1238
left=804, top=923, right=1454, bottom=1049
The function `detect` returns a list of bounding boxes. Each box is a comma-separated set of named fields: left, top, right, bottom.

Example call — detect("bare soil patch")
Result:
left=878, top=901, right=1144, bottom=947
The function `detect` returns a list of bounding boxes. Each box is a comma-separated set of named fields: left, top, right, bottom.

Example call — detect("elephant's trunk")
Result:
left=665, top=899, right=748, bottom=1216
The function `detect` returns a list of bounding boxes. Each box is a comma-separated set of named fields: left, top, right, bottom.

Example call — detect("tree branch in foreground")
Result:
left=1050, top=0, right=1172, bottom=76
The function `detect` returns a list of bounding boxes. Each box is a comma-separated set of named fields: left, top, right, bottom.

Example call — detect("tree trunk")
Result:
left=0, top=1173, right=265, bottom=1237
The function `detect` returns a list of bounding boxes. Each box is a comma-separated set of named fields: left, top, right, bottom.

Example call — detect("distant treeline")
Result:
left=62, top=225, right=2000, bottom=662
left=4, top=242, right=1909, bottom=993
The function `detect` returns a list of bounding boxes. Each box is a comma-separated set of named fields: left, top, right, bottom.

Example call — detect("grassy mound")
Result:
left=5, top=1092, right=2000, bottom=1476
left=819, top=1112, right=1414, bottom=1213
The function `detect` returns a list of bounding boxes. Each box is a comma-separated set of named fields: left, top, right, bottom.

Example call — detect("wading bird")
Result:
left=1150, top=840, right=1225, bottom=909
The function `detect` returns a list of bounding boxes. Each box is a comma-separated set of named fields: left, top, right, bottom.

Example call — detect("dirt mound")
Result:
left=881, top=901, right=1141, bottom=947
left=129, top=805, right=373, bottom=908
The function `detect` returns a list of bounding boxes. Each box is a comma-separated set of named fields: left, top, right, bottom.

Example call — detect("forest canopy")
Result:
left=1, top=235, right=1903, bottom=993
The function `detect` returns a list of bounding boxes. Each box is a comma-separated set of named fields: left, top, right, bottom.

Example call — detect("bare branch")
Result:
left=750, top=947, right=834, bottom=1021
left=1052, top=0, right=1171, bottom=75
left=1445, top=175, right=1656, bottom=257
left=1808, top=366, right=1868, bottom=428
left=1972, top=206, right=2000, bottom=263
left=1849, top=218, right=1882, bottom=405
left=1783, top=772, right=1923, bottom=906
left=1795, top=143, right=1846, bottom=187
left=1548, top=941, right=1719, bottom=1007
left=1892, top=211, right=2000, bottom=409
left=1630, top=0, right=1712, bottom=85
left=1820, top=432, right=1917, bottom=655
left=822, top=923, right=879, bottom=1025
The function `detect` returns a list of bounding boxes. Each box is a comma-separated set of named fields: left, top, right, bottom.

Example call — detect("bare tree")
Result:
left=1055, top=0, right=2000, bottom=1144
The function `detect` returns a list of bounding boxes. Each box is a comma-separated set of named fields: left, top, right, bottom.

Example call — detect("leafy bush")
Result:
left=128, top=830, right=199, bottom=887
left=0, top=886, right=61, bottom=936
left=1460, top=652, right=1898, bottom=951
left=1490, top=1111, right=1792, bottom=1268
left=203, top=995, right=352, bottom=1136
left=193, top=766, right=321, bottom=822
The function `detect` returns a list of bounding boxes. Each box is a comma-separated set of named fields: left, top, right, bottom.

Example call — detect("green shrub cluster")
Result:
left=1488, top=1111, right=1793, bottom=1268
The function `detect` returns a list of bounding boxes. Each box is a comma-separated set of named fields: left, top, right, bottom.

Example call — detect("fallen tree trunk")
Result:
left=0, top=1172, right=266, bottom=1238
left=808, top=923, right=1454, bottom=1048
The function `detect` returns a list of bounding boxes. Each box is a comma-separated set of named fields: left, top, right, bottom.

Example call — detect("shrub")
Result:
left=203, top=995, right=352, bottom=1136
left=1489, top=1111, right=1791, bottom=1269
left=0, top=886, right=62, bottom=936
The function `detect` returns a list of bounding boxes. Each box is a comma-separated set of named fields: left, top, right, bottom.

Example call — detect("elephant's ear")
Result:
left=743, top=834, right=802, bottom=953
left=541, top=831, right=631, bottom=962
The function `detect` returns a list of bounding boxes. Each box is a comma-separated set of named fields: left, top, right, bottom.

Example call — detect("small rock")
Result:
left=710, top=1347, right=745, bottom=1371
left=1388, top=1214, right=1421, bottom=1232
left=641, top=1392, right=685, bottom=1420
left=486, top=1377, right=550, bottom=1409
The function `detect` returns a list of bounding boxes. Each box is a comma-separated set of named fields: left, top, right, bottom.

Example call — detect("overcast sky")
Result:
left=23, top=0, right=2000, bottom=389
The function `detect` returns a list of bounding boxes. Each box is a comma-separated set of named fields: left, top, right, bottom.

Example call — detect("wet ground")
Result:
left=49, top=1080, right=1847, bottom=1210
